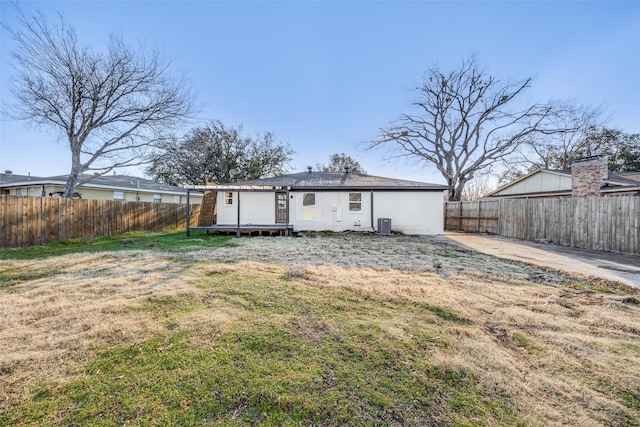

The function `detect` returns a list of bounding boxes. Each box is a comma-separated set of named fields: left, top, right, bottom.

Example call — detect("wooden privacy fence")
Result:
left=0, top=195, right=201, bottom=248
left=445, top=196, right=640, bottom=255
left=445, top=200, right=501, bottom=234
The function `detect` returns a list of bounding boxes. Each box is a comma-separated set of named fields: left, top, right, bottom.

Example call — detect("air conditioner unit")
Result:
left=378, top=218, right=391, bottom=235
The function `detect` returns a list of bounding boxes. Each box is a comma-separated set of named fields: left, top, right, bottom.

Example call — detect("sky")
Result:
left=1, top=1, right=639, bottom=185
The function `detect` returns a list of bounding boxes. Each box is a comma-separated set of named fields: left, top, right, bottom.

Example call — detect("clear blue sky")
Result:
left=1, top=1, right=639, bottom=184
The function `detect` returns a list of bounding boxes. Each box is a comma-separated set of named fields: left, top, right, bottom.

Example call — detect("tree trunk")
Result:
left=63, top=150, right=82, bottom=198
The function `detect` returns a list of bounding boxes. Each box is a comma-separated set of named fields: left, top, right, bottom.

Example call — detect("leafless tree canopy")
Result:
left=367, top=57, right=566, bottom=201
left=521, top=125, right=640, bottom=172
left=146, top=121, right=294, bottom=186
left=4, top=9, right=193, bottom=197
left=517, top=105, right=603, bottom=170
left=495, top=111, right=640, bottom=185
left=460, top=175, right=496, bottom=201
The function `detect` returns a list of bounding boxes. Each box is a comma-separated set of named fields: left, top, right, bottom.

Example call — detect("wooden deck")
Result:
left=187, top=224, right=295, bottom=237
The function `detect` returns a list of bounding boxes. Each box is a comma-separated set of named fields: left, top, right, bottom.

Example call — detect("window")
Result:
left=349, top=192, right=362, bottom=212
left=173, top=195, right=181, bottom=204
left=16, top=188, right=22, bottom=196
left=153, top=194, right=162, bottom=203
left=113, top=191, right=125, bottom=201
left=27, top=187, right=36, bottom=196
left=224, top=192, right=233, bottom=205
left=303, top=193, right=315, bottom=220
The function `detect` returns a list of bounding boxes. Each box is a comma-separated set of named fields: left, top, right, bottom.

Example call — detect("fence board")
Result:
left=0, top=196, right=199, bottom=248
left=446, top=196, right=639, bottom=255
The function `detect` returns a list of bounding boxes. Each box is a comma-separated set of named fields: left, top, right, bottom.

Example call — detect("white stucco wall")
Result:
left=216, top=189, right=446, bottom=235
left=373, top=191, right=444, bottom=235
left=216, top=191, right=277, bottom=224
left=217, top=191, right=237, bottom=224
left=240, top=192, right=276, bottom=224
left=290, top=191, right=373, bottom=232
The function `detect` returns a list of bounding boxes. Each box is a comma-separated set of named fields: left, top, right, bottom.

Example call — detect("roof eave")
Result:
left=600, top=186, right=640, bottom=193
left=0, top=180, right=190, bottom=195
left=487, top=169, right=571, bottom=197
left=188, top=185, right=451, bottom=192
left=291, top=185, right=451, bottom=191
left=487, top=190, right=572, bottom=198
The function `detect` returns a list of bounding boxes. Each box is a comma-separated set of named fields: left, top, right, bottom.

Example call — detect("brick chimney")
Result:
left=571, top=155, right=609, bottom=197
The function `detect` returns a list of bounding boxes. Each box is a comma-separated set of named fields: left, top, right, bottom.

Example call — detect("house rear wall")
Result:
left=374, top=191, right=444, bottom=235
left=290, top=191, right=372, bottom=232
left=217, top=190, right=446, bottom=235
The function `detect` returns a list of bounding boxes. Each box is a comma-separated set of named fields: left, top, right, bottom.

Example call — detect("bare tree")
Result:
left=366, top=56, right=566, bottom=201
left=3, top=9, right=193, bottom=197
left=520, top=105, right=603, bottom=170
left=146, top=121, right=294, bottom=186
left=461, top=175, right=495, bottom=201
left=491, top=105, right=601, bottom=186
left=316, top=153, right=366, bottom=173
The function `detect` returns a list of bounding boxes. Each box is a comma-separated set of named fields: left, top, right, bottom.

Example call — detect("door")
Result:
left=275, top=192, right=288, bottom=223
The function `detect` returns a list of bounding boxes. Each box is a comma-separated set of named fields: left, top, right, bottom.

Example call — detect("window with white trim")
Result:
left=153, top=194, right=162, bottom=203
left=113, top=191, right=125, bottom=201
left=349, top=192, right=362, bottom=212
left=303, top=193, right=315, bottom=220
left=224, top=192, right=233, bottom=205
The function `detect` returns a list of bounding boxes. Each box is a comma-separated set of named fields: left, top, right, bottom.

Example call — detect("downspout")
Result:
left=370, top=190, right=375, bottom=232
left=186, top=189, right=191, bottom=236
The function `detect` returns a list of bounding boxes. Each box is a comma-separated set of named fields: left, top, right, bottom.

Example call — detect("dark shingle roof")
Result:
left=223, top=171, right=450, bottom=191
left=0, top=173, right=44, bottom=185
left=608, top=172, right=640, bottom=185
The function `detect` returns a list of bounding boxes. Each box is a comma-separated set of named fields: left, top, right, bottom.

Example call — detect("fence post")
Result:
left=186, top=190, right=191, bottom=237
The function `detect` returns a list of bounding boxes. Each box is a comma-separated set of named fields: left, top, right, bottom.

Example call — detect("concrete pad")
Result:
left=443, top=232, right=640, bottom=287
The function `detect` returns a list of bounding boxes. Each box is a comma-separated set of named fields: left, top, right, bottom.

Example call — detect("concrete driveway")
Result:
left=443, top=232, right=640, bottom=287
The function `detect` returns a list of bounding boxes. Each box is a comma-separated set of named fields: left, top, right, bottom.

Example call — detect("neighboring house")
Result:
left=488, top=156, right=640, bottom=199
left=190, top=168, right=451, bottom=235
left=0, top=172, right=201, bottom=204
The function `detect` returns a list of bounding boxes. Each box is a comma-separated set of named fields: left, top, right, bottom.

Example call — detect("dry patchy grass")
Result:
left=0, top=251, right=199, bottom=409
left=1, top=234, right=639, bottom=425
left=294, top=264, right=640, bottom=426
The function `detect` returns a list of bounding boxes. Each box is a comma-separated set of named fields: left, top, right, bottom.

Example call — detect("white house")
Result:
left=188, top=169, right=451, bottom=236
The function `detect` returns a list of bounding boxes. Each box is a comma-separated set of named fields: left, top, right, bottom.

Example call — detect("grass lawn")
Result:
left=1, top=232, right=639, bottom=426
left=0, top=230, right=234, bottom=261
